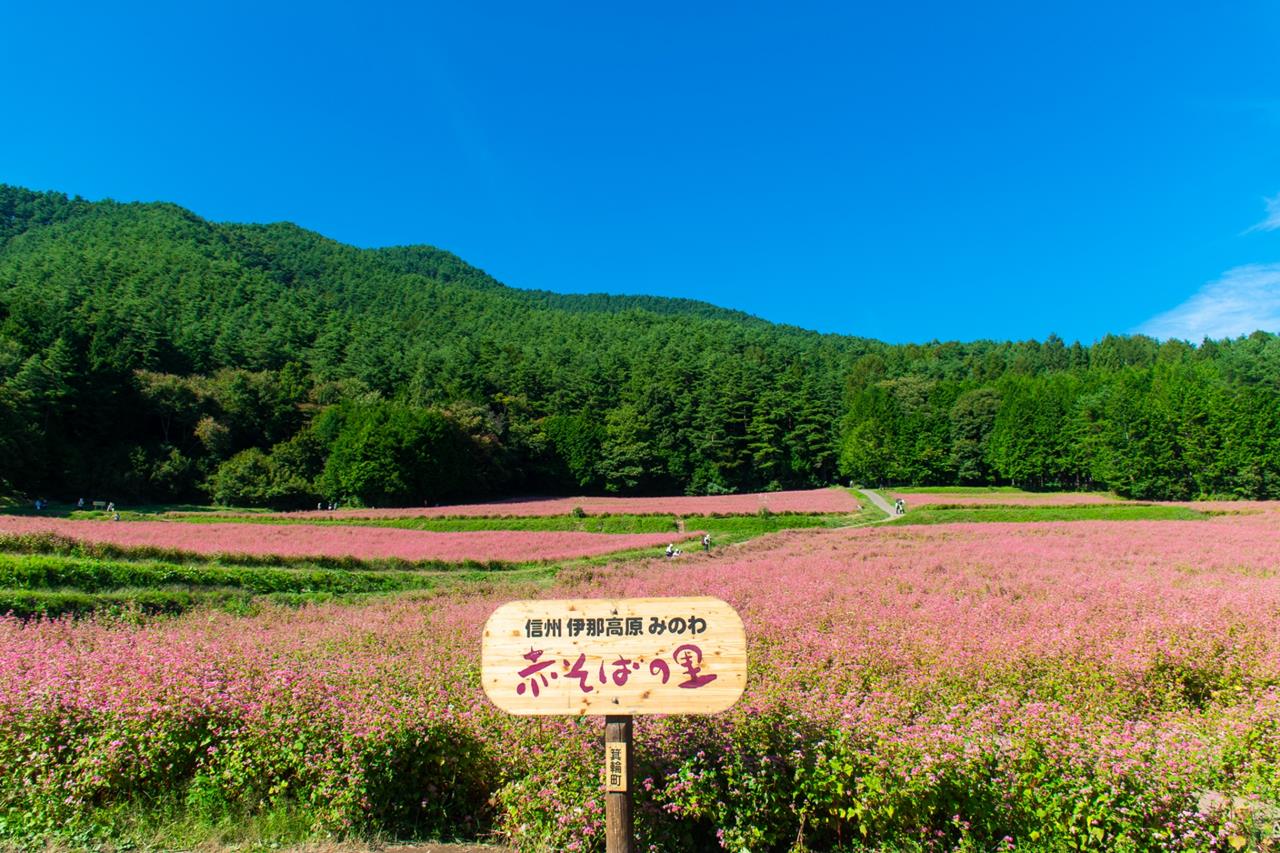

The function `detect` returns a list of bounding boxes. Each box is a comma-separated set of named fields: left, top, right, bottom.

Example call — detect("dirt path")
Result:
left=857, top=488, right=899, bottom=521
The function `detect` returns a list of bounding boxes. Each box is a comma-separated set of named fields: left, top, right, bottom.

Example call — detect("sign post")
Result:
left=605, top=715, right=633, bottom=852
left=481, top=596, right=746, bottom=851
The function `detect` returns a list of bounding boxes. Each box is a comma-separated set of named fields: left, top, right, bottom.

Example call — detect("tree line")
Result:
left=839, top=338, right=1280, bottom=499
left=1, top=185, right=1276, bottom=507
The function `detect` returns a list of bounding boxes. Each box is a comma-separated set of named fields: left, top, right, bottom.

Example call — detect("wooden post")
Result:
left=605, top=715, right=634, bottom=853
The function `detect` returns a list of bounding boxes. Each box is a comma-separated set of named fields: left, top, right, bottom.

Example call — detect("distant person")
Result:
left=317, top=502, right=323, bottom=511
left=666, top=543, right=675, bottom=559
left=77, top=497, right=85, bottom=509
left=702, top=533, right=711, bottom=552
left=112, top=511, right=120, bottom=521
left=106, top=502, right=115, bottom=513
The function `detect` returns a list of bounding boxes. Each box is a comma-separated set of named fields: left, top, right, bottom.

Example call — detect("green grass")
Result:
left=0, top=553, right=455, bottom=595
left=853, top=494, right=889, bottom=523
left=0, top=792, right=335, bottom=851
left=0, top=550, right=559, bottom=620
left=886, top=485, right=1118, bottom=498
left=886, top=504, right=1208, bottom=525
left=0, top=531, right=513, bottom=573
left=0, top=550, right=509, bottom=619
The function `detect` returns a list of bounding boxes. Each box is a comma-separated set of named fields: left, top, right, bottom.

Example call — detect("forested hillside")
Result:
left=1, top=184, right=1277, bottom=506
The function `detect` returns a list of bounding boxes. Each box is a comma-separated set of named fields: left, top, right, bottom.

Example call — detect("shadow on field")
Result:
left=273, top=844, right=511, bottom=853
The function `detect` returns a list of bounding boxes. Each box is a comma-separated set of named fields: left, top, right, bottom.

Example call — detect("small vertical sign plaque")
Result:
left=606, top=741, right=628, bottom=792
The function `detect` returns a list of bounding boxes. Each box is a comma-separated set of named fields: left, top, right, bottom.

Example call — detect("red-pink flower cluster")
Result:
left=5, top=505, right=1280, bottom=846
left=0, top=515, right=691, bottom=562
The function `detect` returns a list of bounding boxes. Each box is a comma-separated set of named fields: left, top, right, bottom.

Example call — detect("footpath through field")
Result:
left=857, top=488, right=897, bottom=519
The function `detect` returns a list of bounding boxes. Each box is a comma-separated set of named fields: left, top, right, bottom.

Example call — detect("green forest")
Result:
left=1, top=184, right=1277, bottom=507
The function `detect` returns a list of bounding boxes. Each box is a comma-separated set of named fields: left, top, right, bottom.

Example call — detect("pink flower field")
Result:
left=4, top=507, right=1280, bottom=848
left=0, top=515, right=692, bottom=562
left=888, top=489, right=1121, bottom=506
left=249, top=487, right=861, bottom=519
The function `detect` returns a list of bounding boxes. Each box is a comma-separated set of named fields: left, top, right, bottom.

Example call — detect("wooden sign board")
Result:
left=481, top=596, right=746, bottom=716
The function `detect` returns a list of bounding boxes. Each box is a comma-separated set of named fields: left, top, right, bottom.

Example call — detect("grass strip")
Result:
left=0, top=587, right=250, bottom=619
left=886, top=485, right=1066, bottom=495
left=0, top=532, right=514, bottom=573
left=886, top=504, right=1208, bottom=525
left=0, top=553, right=447, bottom=595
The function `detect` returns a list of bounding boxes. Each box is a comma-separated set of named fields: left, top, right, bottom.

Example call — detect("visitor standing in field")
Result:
left=702, top=533, right=711, bottom=552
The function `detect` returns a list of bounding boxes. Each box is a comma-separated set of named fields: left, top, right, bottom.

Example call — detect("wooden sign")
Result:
left=605, top=741, right=627, bottom=792
left=481, top=596, right=746, bottom=716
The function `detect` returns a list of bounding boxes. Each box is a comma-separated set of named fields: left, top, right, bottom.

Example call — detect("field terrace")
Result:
left=0, top=515, right=698, bottom=563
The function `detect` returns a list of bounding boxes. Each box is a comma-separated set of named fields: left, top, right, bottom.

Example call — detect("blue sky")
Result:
left=3, top=1, right=1279, bottom=344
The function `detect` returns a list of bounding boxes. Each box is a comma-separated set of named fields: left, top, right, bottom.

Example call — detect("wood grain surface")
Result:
left=481, top=596, right=746, bottom=716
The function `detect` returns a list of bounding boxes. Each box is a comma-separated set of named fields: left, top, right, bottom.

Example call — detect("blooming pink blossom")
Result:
left=0, top=515, right=694, bottom=562
left=4, top=503, right=1280, bottom=846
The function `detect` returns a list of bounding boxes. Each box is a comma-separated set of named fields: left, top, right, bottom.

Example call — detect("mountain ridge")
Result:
left=0, top=183, right=1276, bottom=505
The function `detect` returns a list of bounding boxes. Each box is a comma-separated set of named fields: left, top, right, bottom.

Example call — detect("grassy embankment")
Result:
left=890, top=485, right=1051, bottom=494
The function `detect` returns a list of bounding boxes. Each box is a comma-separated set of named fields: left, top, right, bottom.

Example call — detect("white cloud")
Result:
left=1246, top=193, right=1280, bottom=233
left=1137, top=264, right=1280, bottom=341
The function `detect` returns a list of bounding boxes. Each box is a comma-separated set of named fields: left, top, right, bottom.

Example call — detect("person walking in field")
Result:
left=702, top=533, right=711, bottom=552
